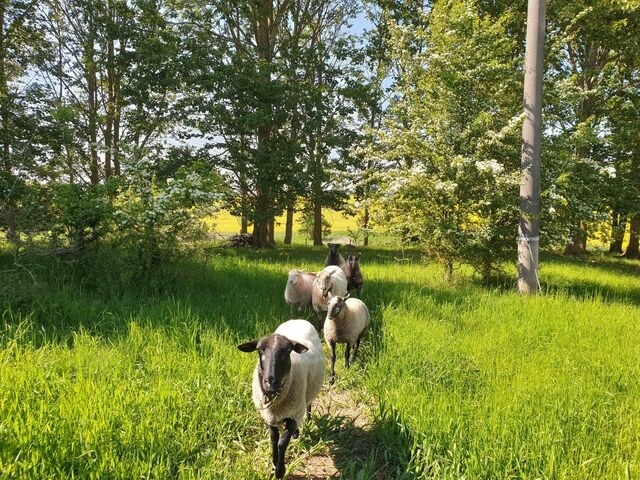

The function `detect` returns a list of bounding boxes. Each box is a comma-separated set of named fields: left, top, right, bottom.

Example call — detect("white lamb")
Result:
left=311, top=265, right=348, bottom=325
left=237, top=319, right=325, bottom=479
left=284, top=269, right=316, bottom=314
left=323, top=295, right=370, bottom=384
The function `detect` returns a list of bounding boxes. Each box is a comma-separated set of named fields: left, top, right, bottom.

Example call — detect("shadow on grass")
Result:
left=5, top=243, right=636, bottom=350
left=479, top=252, right=640, bottom=306
left=0, top=244, right=428, bottom=349
left=538, top=253, right=640, bottom=306
left=298, top=406, right=415, bottom=480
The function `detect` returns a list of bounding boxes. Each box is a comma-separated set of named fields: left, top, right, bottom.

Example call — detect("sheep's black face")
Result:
left=348, top=255, right=357, bottom=270
left=238, top=333, right=309, bottom=399
left=328, top=243, right=340, bottom=255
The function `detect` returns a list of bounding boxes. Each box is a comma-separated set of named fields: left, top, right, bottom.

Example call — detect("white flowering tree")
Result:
left=366, top=0, right=523, bottom=280
left=114, top=152, right=221, bottom=273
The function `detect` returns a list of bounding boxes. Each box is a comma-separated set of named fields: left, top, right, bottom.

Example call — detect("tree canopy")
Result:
left=1, top=0, right=639, bottom=275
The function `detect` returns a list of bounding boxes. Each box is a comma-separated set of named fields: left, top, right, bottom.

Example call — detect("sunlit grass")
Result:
left=1, top=247, right=639, bottom=478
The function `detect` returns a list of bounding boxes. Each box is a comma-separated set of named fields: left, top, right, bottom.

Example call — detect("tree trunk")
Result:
left=85, top=7, right=100, bottom=185
left=253, top=192, right=275, bottom=248
left=444, top=258, right=453, bottom=283
left=104, top=15, right=116, bottom=180
left=250, top=0, right=278, bottom=248
left=113, top=39, right=124, bottom=177
left=0, top=3, right=17, bottom=244
left=609, top=212, right=626, bottom=254
left=563, top=40, right=605, bottom=257
left=284, top=204, right=294, bottom=245
left=268, top=217, right=275, bottom=245
left=564, top=228, right=587, bottom=255
left=624, top=215, right=640, bottom=259
left=0, top=2, right=7, bottom=172
left=363, top=206, right=370, bottom=247
left=239, top=171, right=248, bottom=234
left=313, top=202, right=323, bottom=246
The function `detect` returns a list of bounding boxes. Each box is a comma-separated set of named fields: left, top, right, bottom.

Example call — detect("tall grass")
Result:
left=1, top=246, right=639, bottom=479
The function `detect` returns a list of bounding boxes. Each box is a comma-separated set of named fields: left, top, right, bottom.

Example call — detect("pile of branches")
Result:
left=226, top=233, right=255, bottom=247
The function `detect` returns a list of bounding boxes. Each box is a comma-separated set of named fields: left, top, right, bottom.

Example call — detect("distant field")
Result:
left=1, top=247, right=639, bottom=479
left=210, top=208, right=398, bottom=247
left=212, top=209, right=353, bottom=234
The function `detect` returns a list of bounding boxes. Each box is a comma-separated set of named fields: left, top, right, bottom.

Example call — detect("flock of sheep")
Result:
left=237, top=243, right=369, bottom=479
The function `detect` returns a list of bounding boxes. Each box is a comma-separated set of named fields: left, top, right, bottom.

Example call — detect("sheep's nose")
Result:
left=264, top=378, right=278, bottom=393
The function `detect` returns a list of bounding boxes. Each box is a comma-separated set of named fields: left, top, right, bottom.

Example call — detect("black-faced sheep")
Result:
left=238, top=319, right=325, bottom=479
left=284, top=269, right=316, bottom=314
left=340, top=253, right=364, bottom=296
left=324, top=242, right=345, bottom=267
left=323, top=295, right=370, bottom=384
left=311, top=265, right=348, bottom=325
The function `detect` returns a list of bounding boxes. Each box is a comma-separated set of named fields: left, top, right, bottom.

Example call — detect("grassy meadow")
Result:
left=1, top=240, right=639, bottom=479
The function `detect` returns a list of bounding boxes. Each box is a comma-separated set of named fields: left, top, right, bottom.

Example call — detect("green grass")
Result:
left=1, top=246, right=639, bottom=479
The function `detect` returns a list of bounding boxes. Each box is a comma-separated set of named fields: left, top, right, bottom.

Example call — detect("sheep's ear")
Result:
left=291, top=342, right=309, bottom=354
left=237, top=340, right=259, bottom=352
left=344, top=292, right=351, bottom=299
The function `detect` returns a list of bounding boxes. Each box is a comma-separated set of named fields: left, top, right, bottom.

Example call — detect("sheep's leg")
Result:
left=269, top=425, right=280, bottom=469
left=350, top=338, right=361, bottom=365
left=329, top=341, right=337, bottom=384
left=314, top=309, right=324, bottom=331
left=345, top=343, right=352, bottom=368
left=274, top=418, right=297, bottom=479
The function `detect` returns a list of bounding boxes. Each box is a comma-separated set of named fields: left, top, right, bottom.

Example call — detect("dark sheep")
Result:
left=340, top=253, right=364, bottom=296
left=324, top=242, right=345, bottom=267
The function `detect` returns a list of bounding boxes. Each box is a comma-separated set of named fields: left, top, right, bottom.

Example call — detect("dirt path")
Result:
left=289, top=387, right=385, bottom=480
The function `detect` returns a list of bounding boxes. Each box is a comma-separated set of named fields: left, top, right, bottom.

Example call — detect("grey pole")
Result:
left=518, top=0, right=545, bottom=294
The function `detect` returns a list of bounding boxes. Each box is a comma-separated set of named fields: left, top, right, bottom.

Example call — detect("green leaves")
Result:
left=365, top=0, right=521, bottom=279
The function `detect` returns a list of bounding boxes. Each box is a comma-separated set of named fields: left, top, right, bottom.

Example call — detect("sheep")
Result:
left=284, top=269, right=316, bottom=314
left=323, top=295, right=370, bottom=384
left=238, top=319, right=325, bottom=479
left=340, top=253, right=364, bottom=296
left=311, top=265, right=348, bottom=326
left=324, top=242, right=345, bottom=267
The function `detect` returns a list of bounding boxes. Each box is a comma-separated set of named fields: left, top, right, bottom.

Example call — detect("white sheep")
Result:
left=311, top=265, right=348, bottom=325
left=284, top=269, right=316, bottom=314
left=323, top=295, right=370, bottom=384
left=237, top=319, right=325, bottom=479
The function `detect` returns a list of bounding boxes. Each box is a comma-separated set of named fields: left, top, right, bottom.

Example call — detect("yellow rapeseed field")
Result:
left=211, top=209, right=355, bottom=235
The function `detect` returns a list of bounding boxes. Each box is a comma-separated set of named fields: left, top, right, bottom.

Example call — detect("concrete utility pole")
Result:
left=518, top=0, right=546, bottom=294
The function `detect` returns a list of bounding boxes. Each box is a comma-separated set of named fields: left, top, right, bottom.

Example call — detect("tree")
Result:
left=544, top=0, right=640, bottom=254
left=367, top=0, right=523, bottom=280
left=178, top=0, right=357, bottom=247
left=0, top=0, right=47, bottom=245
